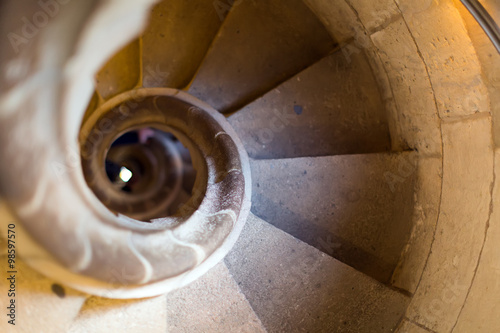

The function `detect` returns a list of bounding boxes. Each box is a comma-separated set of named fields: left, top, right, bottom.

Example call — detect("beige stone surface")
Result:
left=361, top=44, right=408, bottom=151
left=391, top=157, right=442, bottom=293
left=228, top=48, right=391, bottom=160
left=250, top=152, right=416, bottom=283
left=303, top=0, right=362, bottom=43
left=407, top=116, right=494, bottom=332
left=68, top=295, right=167, bottom=333
left=95, top=39, right=140, bottom=101
left=226, top=214, right=409, bottom=333
left=371, top=18, right=442, bottom=156
left=0, top=259, right=88, bottom=333
left=453, top=149, right=500, bottom=332
left=166, top=262, right=266, bottom=333
left=348, top=0, right=400, bottom=32
left=142, top=0, right=226, bottom=90
left=397, top=319, right=431, bottom=333
left=454, top=0, right=500, bottom=147
left=397, top=0, right=490, bottom=119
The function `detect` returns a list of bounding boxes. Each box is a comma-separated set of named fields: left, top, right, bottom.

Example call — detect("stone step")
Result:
left=166, top=262, right=266, bottom=333
left=0, top=259, right=88, bottom=333
left=187, top=0, right=335, bottom=113
left=228, top=47, right=391, bottom=159
left=95, top=39, right=141, bottom=101
left=141, top=0, right=227, bottom=89
left=68, top=295, right=167, bottom=333
left=249, top=152, right=417, bottom=283
left=225, top=213, right=410, bottom=332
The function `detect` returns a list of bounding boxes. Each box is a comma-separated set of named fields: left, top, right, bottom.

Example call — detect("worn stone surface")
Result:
left=454, top=149, right=500, bottom=332
left=391, top=157, right=442, bottom=293
left=95, top=39, right=140, bottom=100
left=0, top=259, right=88, bottom=333
left=251, top=153, right=416, bottom=283
left=228, top=48, right=391, bottom=159
left=303, top=0, right=363, bottom=43
left=167, top=262, right=266, bottom=333
left=397, top=0, right=490, bottom=119
left=455, top=0, right=500, bottom=148
left=188, top=0, right=335, bottom=112
left=2, top=1, right=500, bottom=332
left=348, top=0, right=400, bottom=32
left=68, top=295, right=167, bottom=333
left=371, top=18, right=442, bottom=156
left=407, top=116, right=494, bottom=332
left=397, top=319, right=431, bottom=333
left=142, top=0, right=226, bottom=89
left=225, top=213, right=409, bottom=333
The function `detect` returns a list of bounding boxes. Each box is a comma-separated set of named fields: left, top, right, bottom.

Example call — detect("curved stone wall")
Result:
left=304, top=0, right=498, bottom=331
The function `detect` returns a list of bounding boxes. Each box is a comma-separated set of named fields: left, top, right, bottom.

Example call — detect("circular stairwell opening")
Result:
left=102, top=127, right=197, bottom=218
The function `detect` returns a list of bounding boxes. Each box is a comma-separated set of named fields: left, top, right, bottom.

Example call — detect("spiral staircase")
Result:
left=0, top=0, right=499, bottom=332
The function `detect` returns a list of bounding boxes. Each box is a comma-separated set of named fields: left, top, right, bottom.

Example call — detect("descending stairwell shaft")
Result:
left=0, top=0, right=499, bottom=331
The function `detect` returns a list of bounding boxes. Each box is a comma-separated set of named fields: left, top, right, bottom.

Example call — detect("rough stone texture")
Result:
left=454, top=0, right=500, bottom=148
left=187, top=0, right=335, bottom=113
left=397, top=0, right=490, bottom=119
left=2, top=1, right=499, bottom=332
left=166, top=262, right=266, bottom=333
left=303, top=0, right=362, bottom=44
left=371, top=18, right=442, bottom=156
left=303, top=1, right=409, bottom=154
left=453, top=149, right=500, bottom=332
left=348, top=0, right=400, bottom=32
left=0, top=259, right=88, bottom=333
left=363, top=41, right=409, bottom=152
left=397, top=319, right=431, bottom=333
left=225, top=213, right=410, bottom=333
left=95, top=39, right=140, bottom=101
left=407, top=116, right=494, bottom=332
left=141, top=0, right=226, bottom=89
left=228, top=48, right=391, bottom=159
left=391, top=157, right=442, bottom=293
left=68, top=295, right=167, bottom=333
left=250, top=153, right=416, bottom=283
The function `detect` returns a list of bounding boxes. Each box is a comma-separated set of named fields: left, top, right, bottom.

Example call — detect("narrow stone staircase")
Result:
left=1, top=0, right=499, bottom=332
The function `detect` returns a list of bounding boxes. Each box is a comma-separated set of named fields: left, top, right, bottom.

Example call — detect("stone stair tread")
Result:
left=187, top=0, right=335, bottom=113
left=141, top=0, right=226, bottom=89
left=68, top=295, right=167, bottom=333
left=167, top=262, right=266, bottom=333
left=0, top=259, right=87, bottom=333
left=250, top=152, right=417, bottom=283
left=228, top=48, right=391, bottom=159
left=225, top=213, right=410, bottom=333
